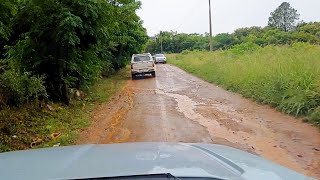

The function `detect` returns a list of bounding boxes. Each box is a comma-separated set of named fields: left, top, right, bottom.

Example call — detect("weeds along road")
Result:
left=78, top=64, right=320, bottom=178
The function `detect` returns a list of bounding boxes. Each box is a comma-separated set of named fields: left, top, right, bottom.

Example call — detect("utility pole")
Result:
left=160, top=31, right=163, bottom=53
left=209, top=0, right=213, bottom=51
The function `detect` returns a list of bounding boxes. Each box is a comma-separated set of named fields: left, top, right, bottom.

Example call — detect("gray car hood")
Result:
left=0, top=143, right=312, bottom=180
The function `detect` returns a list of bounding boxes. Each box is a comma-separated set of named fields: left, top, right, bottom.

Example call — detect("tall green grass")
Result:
left=168, top=43, right=320, bottom=125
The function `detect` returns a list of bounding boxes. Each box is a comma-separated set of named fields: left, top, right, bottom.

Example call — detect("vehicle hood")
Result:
left=0, top=143, right=313, bottom=180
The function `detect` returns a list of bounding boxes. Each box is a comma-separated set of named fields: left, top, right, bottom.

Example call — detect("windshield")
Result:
left=155, top=54, right=165, bottom=57
left=133, top=55, right=151, bottom=62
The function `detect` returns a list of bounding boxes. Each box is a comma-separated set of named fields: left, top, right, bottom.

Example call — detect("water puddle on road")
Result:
left=155, top=89, right=307, bottom=175
left=156, top=89, right=248, bottom=144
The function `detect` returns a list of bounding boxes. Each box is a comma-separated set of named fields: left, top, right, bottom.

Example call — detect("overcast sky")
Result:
left=137, top=0, right=320, bottom=36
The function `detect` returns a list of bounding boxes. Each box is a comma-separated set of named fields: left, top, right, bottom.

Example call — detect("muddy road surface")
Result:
left=78, top=64, right=320, bottom=178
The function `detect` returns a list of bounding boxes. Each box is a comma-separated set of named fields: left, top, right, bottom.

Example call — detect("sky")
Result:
left=137, top=0, right=320, bottom=36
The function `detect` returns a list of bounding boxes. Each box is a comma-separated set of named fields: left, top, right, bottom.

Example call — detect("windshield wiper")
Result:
left=73, top=173, right=181, bottom=180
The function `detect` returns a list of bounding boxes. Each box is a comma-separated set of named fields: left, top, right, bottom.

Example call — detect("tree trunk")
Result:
left=116, top=44, right=124, bottom=71
left=61, top=80, right=70, bottom=105
left=57, top=47, right=70, bottom=105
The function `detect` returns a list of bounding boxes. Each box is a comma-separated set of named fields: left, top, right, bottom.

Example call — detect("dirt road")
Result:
left=78, top=64, right=320, bottom=178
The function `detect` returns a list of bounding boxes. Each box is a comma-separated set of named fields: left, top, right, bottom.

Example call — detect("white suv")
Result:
left=154, top=54, right=167, bottom=64
left=131, top=53, right=156, bottom=79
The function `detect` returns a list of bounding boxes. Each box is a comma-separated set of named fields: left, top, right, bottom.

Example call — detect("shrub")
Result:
left=181, top=49, right=191, bottom=55
left=229, top=42, right=260, bottom=55
left=0, top=69, right=47, bottom=106
left=308, top=108, right=320, bottom=125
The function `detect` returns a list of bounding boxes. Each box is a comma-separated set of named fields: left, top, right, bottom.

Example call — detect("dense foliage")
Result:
left=145, top=2, right=319, bottom=54
left=145, top=22, right=320, bottom=54
left=169, top=43, right=320, bottom=125
left=145, top=31, right=210, bottom=54
left=0, top=0, right=147, bottom=106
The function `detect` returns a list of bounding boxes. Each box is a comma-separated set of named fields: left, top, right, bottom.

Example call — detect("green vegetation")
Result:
left=0, top=0, right=146, bottom=151
left=0, top=68, right=129, bottom=152
left=145, top=31, right=210, bottom=53
left=168, top=43, right=320, bottom=125
left=146, top=22, right=320, bottom=54
left=268, top=2, right=300, bottom=32
left=145, top=3, right=319, bottom=54
left=0, top=0, right=147, bottom=106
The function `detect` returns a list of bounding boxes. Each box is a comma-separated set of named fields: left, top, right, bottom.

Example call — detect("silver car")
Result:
left=0, top=143, right=313, bottom=180
left=154, top=54, right=167, bottom=64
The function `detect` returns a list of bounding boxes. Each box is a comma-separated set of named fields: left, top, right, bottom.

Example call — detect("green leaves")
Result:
left=268, top=2, right=300, bottom=32
left=0, top=68, right=47, bottom=106
left=0, top=0, right=147, bottom=105
left=146, top=20, right=320, bottom=54
left=145, top=31, right=210, bottom=54
left=213, top=33, right=237, bottom=50
left=0, top=0, right=17, bottom=40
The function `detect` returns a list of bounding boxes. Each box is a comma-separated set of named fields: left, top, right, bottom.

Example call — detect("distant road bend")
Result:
left=78, top=64, right=320, bottom=178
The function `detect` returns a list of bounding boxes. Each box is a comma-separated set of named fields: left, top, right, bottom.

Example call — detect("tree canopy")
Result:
left=0, top=0, right=147, bottom=106
left=145, top=2, right=318, bottom=54
left=145, top=31, right=209, bottom=54
left=145, top=22, right=320, bottom=54
left=268, top=2, right=300, bottom=32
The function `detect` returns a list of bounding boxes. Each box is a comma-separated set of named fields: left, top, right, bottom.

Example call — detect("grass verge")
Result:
left=0, top=68, right=129, bottom=152
left=168, top=43, right=320, bottom=126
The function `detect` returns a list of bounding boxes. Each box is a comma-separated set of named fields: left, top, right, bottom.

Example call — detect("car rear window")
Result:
left=133, top=55, right=150, bottom=62
left=155, top=54, right=165, bottom=57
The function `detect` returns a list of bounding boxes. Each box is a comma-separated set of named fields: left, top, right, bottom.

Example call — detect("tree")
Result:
left=0, top=0, right=16, bottom=40
left=108, top=0, right=148, bottom=71
left=3, top=0, right=147, bottom=105
left=212, top=33, right=237, bottom=50
left=0, top=0, right=17, bottom=58
left=144, top=31, right=209, bottom=53
left=268, top=2, right=300, bottom=32
left=297, top=22, right=320, bottom=37
left=234, top=27, right=263, bottom=38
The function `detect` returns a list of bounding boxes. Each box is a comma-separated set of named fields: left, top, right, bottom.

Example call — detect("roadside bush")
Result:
left=229, top=42, right=261, bottom=55
left=0, top=69, right=47, bottom=106
left=181, top=50, right=191, bottom=55
left=0, top=68, right=129, bottom=153
left=308, top=107, right=320, bottom=125
left=290, top=42, right=316, bottom=49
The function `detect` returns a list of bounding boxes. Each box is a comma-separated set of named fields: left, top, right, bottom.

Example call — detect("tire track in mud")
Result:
left=100, top=87, right=134, bottom=144
left=77, top=85, right=134, bottom=144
